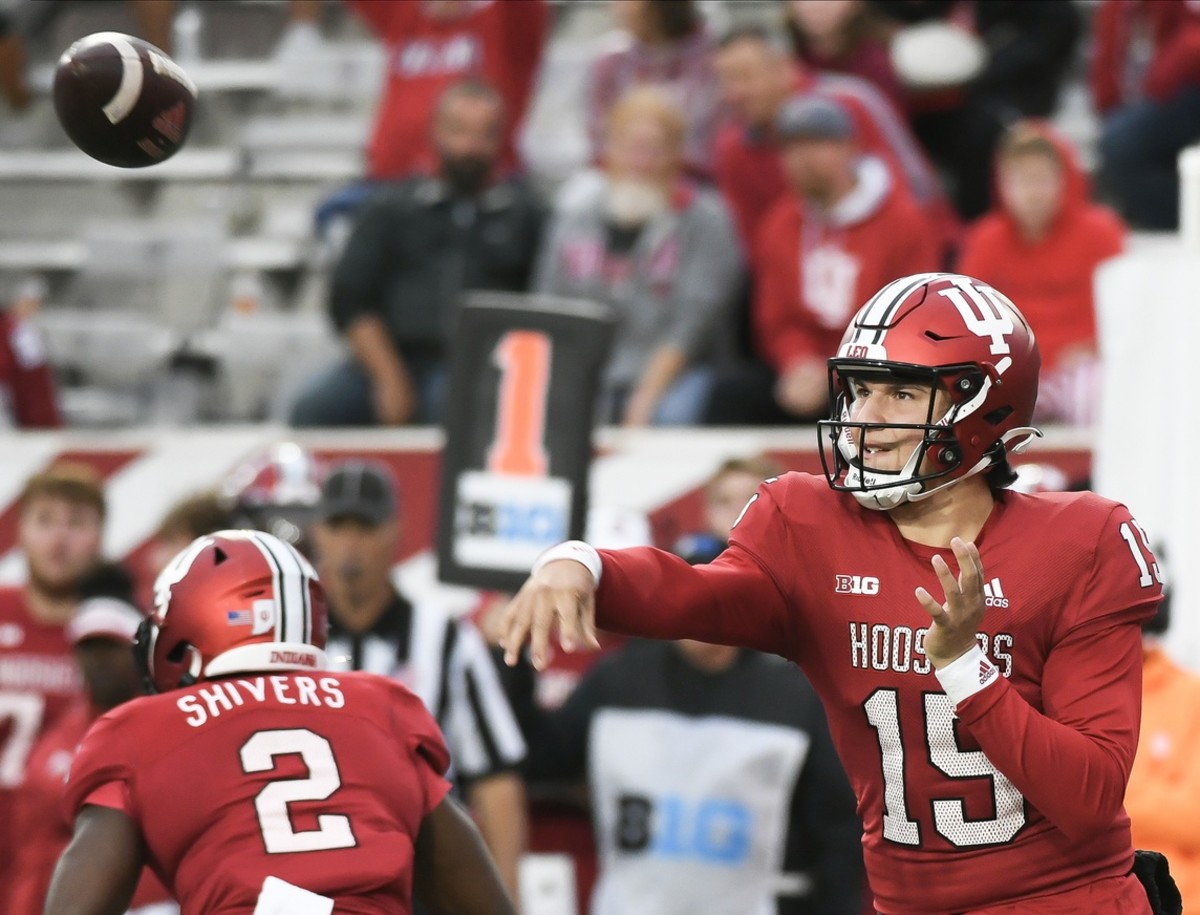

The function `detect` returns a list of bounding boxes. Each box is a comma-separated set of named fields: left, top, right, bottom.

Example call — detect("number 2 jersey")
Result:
left=591, top=473, right=1163, bottom=915
left=64, top=670, right=452, bottom=915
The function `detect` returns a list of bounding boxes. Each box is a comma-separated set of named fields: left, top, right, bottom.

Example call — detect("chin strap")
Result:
left=877, top=425, right=1046, bottom=509
left=1001, top=426, right=1043, bottom=454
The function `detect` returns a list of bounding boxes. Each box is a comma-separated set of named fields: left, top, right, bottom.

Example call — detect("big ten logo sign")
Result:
left=453, top=331, right=572, bottom=572
left=615, top=793, right=753, bottom=866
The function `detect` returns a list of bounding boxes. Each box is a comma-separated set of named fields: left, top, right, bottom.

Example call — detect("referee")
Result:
left=312, top=460, right=529, bottom=902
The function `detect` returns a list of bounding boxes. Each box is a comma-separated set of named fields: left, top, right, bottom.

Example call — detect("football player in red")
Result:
left=44, top=531, right=516, bottom=915
left=0, top=463, right=103, bottom=906
left=7, top=563, right=173, bottom=915
left=500, top=273, right=1166, bottom=915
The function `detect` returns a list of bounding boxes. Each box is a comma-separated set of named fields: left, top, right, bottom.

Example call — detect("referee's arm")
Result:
left=443, top=620, right=529, bottom=906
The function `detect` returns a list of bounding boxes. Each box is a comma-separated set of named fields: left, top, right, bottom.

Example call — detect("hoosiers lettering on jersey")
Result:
left=848, top=623, right=1014, bottom=678
left=175, top=675, right=345, bottom=727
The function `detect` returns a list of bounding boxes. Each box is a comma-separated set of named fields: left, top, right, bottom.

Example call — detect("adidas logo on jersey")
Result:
left=979, top=659, right=998, bottom=686
left=982, top=577, right=1009, bottom=608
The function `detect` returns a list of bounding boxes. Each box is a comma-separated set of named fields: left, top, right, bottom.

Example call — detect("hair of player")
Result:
left=18, top=462, right=107, bottom=520
left=986, top=451, right=1020, bottom=491
left=434, top=77, right=507, bottom=123
left=717, top=23, right=791, bottom=57
left=154, top=490, right=237, bottom=543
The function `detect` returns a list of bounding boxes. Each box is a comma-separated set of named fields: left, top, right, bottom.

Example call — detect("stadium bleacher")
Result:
left=0, top=0, right=1108, bottom=430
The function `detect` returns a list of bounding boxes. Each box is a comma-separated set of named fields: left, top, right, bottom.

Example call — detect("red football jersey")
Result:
left=0, top=587, right=81, bottom=903
left=8, top=699, right=172, bottom=915
left=65, top=671, right=452, bottom=915
left=593, top=473, right=1163, bottom=915
left=348, top=0, right=548, bottom=180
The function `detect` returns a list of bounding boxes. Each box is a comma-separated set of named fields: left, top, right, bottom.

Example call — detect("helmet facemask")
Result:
left=819, top=360, right=997, bottom=510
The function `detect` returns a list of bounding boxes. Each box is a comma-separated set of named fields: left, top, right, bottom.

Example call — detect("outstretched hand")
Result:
left=498, top=560, right=601, bottom=670
left=915, top=537, right=987, bottom=670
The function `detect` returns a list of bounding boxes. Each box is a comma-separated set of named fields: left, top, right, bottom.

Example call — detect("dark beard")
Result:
left=440, top=155, right=492, bottom=197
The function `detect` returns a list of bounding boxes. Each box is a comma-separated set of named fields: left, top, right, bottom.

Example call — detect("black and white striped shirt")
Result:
left=326, top=590, right=526, bottom=782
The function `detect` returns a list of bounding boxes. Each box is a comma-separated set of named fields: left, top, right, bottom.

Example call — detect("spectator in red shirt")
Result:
left=0, top=309, right=61, bottom=428
left=1093, top=0, right=1200, bottom=229
left=350, top=0, right=549, bottom=181
left=711, top=25, right=953, bottom=257
left=587, top=0, right=721, bottom=179
left=709, top=95, right=938, bottom=424
left=6, top=565, right=175, bottom=915
left=958, top=122, right=1125, bottom=426
left=871, top=1, right=1079, bottom=223
left=0, top=464, right=104, bottom=905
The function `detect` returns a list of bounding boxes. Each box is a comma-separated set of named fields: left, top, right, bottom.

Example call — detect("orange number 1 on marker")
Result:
left=487, top=330, right=552, bottom=476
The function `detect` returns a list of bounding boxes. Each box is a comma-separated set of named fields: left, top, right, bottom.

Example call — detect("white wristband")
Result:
left=531, top=540, right=602, bottom=585
left=934, top=644, right=1000, bottom=706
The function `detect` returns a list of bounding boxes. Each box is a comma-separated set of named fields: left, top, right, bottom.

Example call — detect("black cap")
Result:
left=776, top=94, right=855, bottom=142
left=318, top=460, right=397, bottom=525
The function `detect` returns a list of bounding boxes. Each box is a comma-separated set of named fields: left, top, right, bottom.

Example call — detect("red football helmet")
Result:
left=819, top=273, right=1042, bottom=509
left=135, top=530, right=328, bottom=694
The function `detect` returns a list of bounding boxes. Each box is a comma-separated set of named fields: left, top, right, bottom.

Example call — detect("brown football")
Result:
left=53, top=32, right=196, bottom=168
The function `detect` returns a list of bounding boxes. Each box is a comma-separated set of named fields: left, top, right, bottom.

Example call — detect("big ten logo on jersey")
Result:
left=849, top=622, right=1014, bottom=678
left=438, top=293, right=614, bottom=590
left=835, top=574, right=879, bottom=595
left=615, top=793, right=751, bottom=866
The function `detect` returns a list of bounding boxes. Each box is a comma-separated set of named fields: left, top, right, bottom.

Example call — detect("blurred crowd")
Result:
left=2, top=0, right=1200, bottom=432
left=288, top=0, right=1135, bottom=432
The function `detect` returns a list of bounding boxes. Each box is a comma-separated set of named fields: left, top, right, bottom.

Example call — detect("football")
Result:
left=52, top=31, right=197, bottom=168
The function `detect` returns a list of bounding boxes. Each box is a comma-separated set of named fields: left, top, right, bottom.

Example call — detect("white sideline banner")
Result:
left=1095, top=241, right=1199, bottom=668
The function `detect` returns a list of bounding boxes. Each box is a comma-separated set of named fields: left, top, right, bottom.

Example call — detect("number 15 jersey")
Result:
left=64, top=671, right=451, bottom=915
left=592, top=473, right=1164, bottom=915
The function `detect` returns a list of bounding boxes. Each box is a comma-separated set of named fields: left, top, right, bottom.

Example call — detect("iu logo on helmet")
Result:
left=936, top=277, right=1016, bottom=360
left=153, top=535, right=213, bottom=619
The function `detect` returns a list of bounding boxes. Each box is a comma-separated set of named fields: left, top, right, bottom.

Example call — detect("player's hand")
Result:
left=915, top=537, right=986, bottom=669
left=499, top=560, right=600, bottom=670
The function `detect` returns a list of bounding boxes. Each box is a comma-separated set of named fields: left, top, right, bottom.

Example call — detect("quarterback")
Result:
left=44, top=530, right=517, bottom=915
left=501, top=273, right=1165, bottom=914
